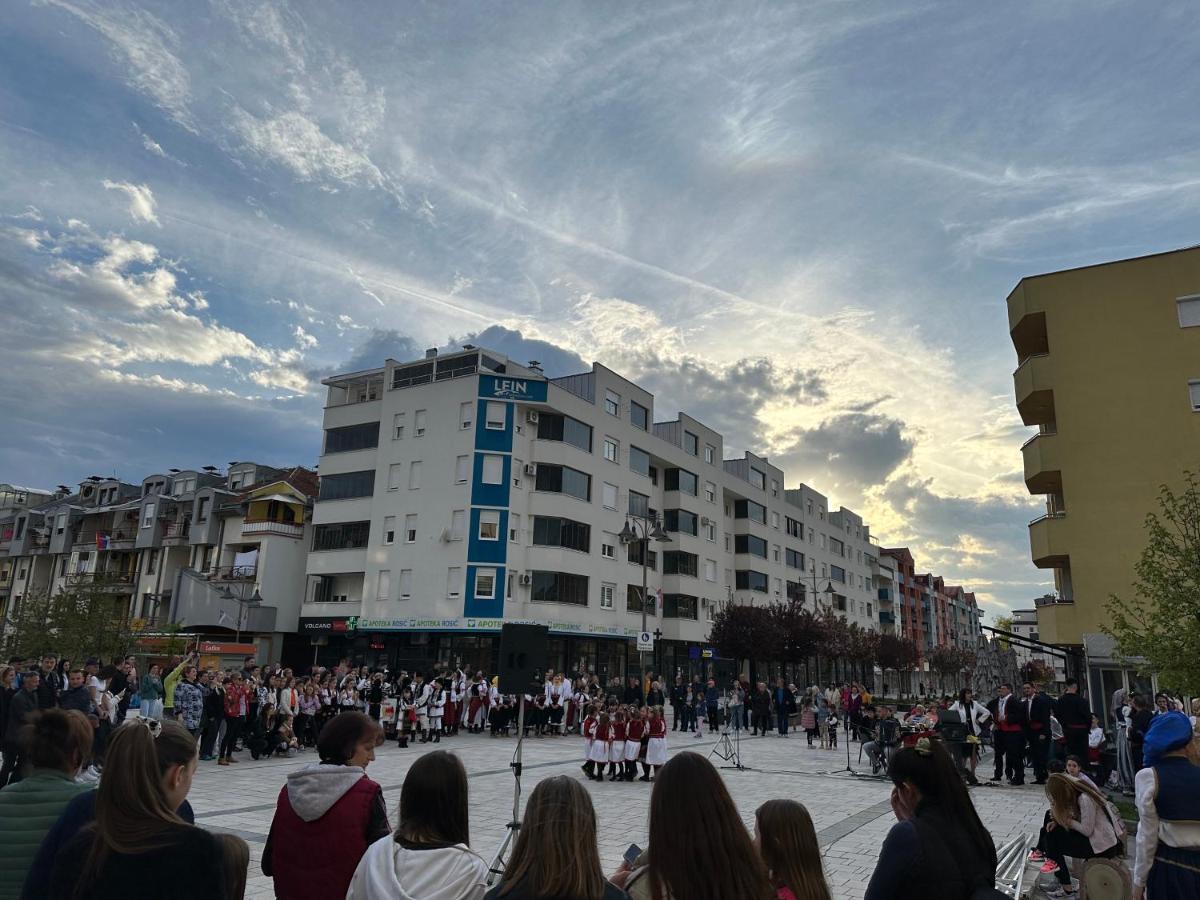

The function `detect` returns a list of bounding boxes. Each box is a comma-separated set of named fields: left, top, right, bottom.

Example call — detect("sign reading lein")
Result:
left=478, top=374, right=548, bottom=403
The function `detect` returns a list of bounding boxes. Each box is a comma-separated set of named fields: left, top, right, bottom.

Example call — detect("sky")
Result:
left=3, top=2, right=1200, bottom=622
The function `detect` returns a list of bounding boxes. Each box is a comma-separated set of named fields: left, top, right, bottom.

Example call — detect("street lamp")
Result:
left=219, top=585, right=263, bottom=643
left=618, top=514, right=671, bottom=681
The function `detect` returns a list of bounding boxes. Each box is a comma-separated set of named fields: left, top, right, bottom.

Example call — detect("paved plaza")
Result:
left=189, top=727, right=1051, bottom=899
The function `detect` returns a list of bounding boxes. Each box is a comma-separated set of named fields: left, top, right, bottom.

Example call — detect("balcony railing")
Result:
left=241, top=519, right=303, bottom=539
left=162, top=520, right=191, bottom=540
left=66, top=571, right=137, bottom=588
left=200, top=564, right=258, bottom=582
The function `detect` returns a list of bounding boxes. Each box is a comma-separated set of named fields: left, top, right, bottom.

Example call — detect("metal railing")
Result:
left=1028, top=510, right=1067, bottom=526
left=241, top=519, right=303, bottom=538
left=162, top=520, right=191, bottom=539
left=201, top=564, right=258, bottom=582
left=66, top=571, right=137, bottom=585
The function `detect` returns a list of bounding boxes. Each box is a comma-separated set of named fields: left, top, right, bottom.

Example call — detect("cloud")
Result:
left=102, top=179, right=159, bottom=225
left=773, top=412, right=915, bottom=491
left=453, top=325, right=587, bottom=378
left=337, top=329, right=422, bottom=374
left=293, top=325, right=319, bottom=349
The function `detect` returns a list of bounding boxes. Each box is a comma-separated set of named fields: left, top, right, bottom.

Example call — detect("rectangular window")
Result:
left=455, top=455, right=470, bottom=484
left=735, top=570, right=769, bottom=592
left=630, top=400, right=649, bottom=430
left=324, top=421, right=380, bottom=454
left=786, top=548, right=804, bottom=570
left=602, top=482, right=618, bottom=510
left=531, top=571, right=589, bottom=605
left=534, top=464, right=590, bottom=501
left=773, top=544, right=781, bottom=563
left=734, top=534, right=768, bottom=558
left=408, top=460, right=422, bottom=490
left=664, top=508, right=698, bottom=536
left=786, top=516, right=802, bottom=538
left=626, top=585, right=656, bottom=615
left=830, top=537, right=844, bottom=557
left=486, top=401, right=507, bottom=430
left=405, top=514, right=417, bottom=543
left=145, top=548, right=159, bottom=575
left=414, top=409, right=427, bottom=437
left=604, top=389, right=620, bottom=416
left=771, top=511, right=780, bottom=529
left=1178, top=296, right=1200, bottom=327
left=142, top=503, right=155, bottom=528
left=479, top=509, right=501, bottom=540
left=704, top=444, right=715, bottom=464
left=536, top=413, right=592, bottom=452
left=664, top=468, right=698, bottom=495
left=663, top=594, right=698, bottom=620
left=603, top=438, right=618, bottom=463
left=770, top=479, right=779, bottom=497
left=196, top=496, right=210, bottom=522
left=393, top=412, right=405, bottom=440
left=399, top=569, right=412, bottom=600
left=482, top=455, right=505, bottom=485
left=383, top=516, right=396, bottom=545
left=532, top=516, right=591, bottom=552
left=1190, top=380, right=1200, bottom=411
left=509, top=513, right=521, bottom=542
left=663, top=550, right=698, bottom=577
left=831, top=565, right=846, bottom=584
left=733, top=499, right=767, bottom=524
left=704, top=481, right=716, bottom=503
left=311, top=521, right=371, bottom=551
left=377, top=569, right=391, bottom=601
left=629, top=446, right=651, bottom=477
left=601, top=543, right=615, bottom=559
left=475, top=568, right=497, bottom=599
left=388, top=463, right=403, bottom=491
left=683, top=431, right=698, bottom=456
left=318, top=470, right=375, bottom=501
left=600, top=582, right=615, bottom=609
left=447, top=567, right=462, bottom=598
left=703, top=521, right=716, bottom=542
left=450, top=509, right=466, bottom=541
left=628, top=490, right=649, bottom=517
left=749, top=467, right=766, bottom=490
left=626, top=542, right=658, bottom=570
left=460, top=401, right=473, bottom=430
left=704, top=558, right=717, bottom=581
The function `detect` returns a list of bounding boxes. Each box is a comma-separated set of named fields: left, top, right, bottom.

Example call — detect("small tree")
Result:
left=1104, top=472, right=1200, bottom=694
left=1020, top=658, right=1053, bottom=687
left=709, top=601, right=772, bottom=676
left=2, top=578, right=135, bottom=665
left=992, top=615, right=1013, bottom=649
left=928, top=647, right=965, bottom=694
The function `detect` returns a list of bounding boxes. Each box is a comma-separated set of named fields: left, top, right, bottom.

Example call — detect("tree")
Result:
left=1104, top=472, right=1200, bottom=694
left=992, top=614, right=1013, bottom=649
left=1020, top=658, right=1053, bottom=686
left=769, top=600, right=822, bottom=679
left=709, top=601, right=772, bottom=674
left=2, top=577, right=136, bottom=664
left=928, top=646, right=967, bottom=693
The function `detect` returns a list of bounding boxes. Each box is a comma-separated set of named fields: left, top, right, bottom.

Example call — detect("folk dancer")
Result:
left=644, top=707, right=667, bottom=781
left=624, top=707, right=646, bottom=781
left=587, top=712, right=611, bottom=782
left=608, top=710, right=628, bottom=781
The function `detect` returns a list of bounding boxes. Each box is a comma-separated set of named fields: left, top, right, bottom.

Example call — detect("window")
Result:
left=628, top=490, right=649, bottom=517
left=749, top=467, right=765, bottom=490
left=383, top=516, right=396, bottom=545
left=704, top=481, right=716, bottom=503
left=684, top=431, right=698, bottom=456
left=703, top=520, right=716, bottom=542
left=142, top=503, right=155, bottom=528
left=630, top=400, right=649, bottom=430
left=626, top=542, right=657, bottom=570
left=820, top=534, right=827, bottom=549
left=734, top=534, right=768, bottom=558
left=377, top=569, right=391, bottom=601
left=629, top=446, right=651, bottom=477
left=531, top=571, right=589, bottom=605
left=455, top=455, right=470, bottom=484
left=485, top=402, right=506, bottom=430
left=324, top=422, right=380, bottom=453
left=537, top=413, right=592, bottom=452
left=830, top=537, right=844, bottom=557
left=475, top=568, right=497, bottom=599
left=318, top=470, right=375, bottom=500
left=604, top=389, right=620, bottom=416
left=388, top=463, right=403, bottom=490
left=808, top=527, right=814, bottom=544
left=602, top=482, right=618, bottom=510
left=663, top=550, right=698, bottom=577
left=736, top=570, right=769, bottom=592
left=600, top=582, right=615, bottom=609
left=405, top=514, right=417, bottom=543
left=733, top=499, right=767, bottom=524
left=414, top=409, right=427, bottom=437
left=664, top=468, right=698, bottom=495
left=1190, top=380, right=1200, bottom=411
left=601, top=542, right=616, bottom=559
left=447, top=567, right=462, bottom=598
left=626, top=585, right=656, bottom=614
left=786, top=548, right=804, bottom=570
left=664, top=594, right=698, bottom=619
left=479, top=509, right=501, bottom=540
left=312, top=521, right=371, bottom=551
left=532, top=516, right=591, bottom=552
left=704, top=444, right=715, bottom=464
left=408, top=461, right=422, bottom=490
left=1178, top=296, right=1200, bottom=327
left=482, top=455, right=505, bottom=485
left=196, top=497, right=210, bottom=522
left=774, top=577, right=783, bottom=595
left=145, top=548, right=159, bottom=575
left=664, top=508, right=698, bottom=536
left=786, top=516, right=802, bottom=538
left=770, top=479, right=779, bottom=497
left=831, top=565, right=846, bottom=584
left=603, top=438, right=618, bottom=463
left=450, top=509, right=466, bottom=541
left=534, top=464, right=590, bottom=501
left=510, top=513, right=521, bottom=542
left=773, top=544, right=781, bottom=563
left=393, top=413, right=405, bottom=440
left=399, top=569, right=412, bottom=600
left=704, top=558, right=717, bottom=581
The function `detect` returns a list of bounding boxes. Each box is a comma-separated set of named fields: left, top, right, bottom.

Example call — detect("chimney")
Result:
left=527, top=359, right=543, bottom=374
left=425, top=348, right=437, bottom=359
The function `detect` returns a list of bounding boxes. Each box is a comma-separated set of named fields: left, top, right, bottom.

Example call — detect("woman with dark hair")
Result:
left=46, top=717, right=247, bottom=899
left=864, top=737, right=997, bottom=900
left=755, top=799, right=831, bottom=900
left=613, top=751, right=775, bottom=900
left=263, top=711, right=388, bottom=900
left=486, top=775, right=625, bottom=899
left=347, top=750, right=488, bottom=899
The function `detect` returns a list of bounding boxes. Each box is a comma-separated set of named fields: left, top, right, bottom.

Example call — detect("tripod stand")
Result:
left=486, top=695, right=527, bottom=886
left=708, top=702, right=752, bottom=771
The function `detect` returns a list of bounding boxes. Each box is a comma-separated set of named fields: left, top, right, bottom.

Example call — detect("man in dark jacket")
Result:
left=1021, top=681, right=1053, bottom=784
left=1, top=669, right=40, bottom=786
left=751, top=682, right=773, bottom=736
left=704, top=679, right=721, bottom=733
left=35, top=655, right=61, bottom=709
left=987, top=683, right=1027, bottom=784
left=622, top=675, right=644, bottom=708
left=670, top=675, right=687, bottom=731
left=773, top=679, right=797, bottom=736
left=58, top=670, right=96, bottom=717
left=1053, top=677, right=1092, bottom=762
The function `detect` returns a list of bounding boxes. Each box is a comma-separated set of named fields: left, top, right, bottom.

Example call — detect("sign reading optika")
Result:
left=479, top=374, right=548, bottom=402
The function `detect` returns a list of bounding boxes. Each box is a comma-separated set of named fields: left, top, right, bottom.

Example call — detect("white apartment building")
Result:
left=304, top=346, right=881, bottom=679
left=1009, top=608, right=1067, bottom=683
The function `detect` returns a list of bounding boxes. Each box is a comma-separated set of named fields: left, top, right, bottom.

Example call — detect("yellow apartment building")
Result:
left=1008, top=246, right=1200, bottom=651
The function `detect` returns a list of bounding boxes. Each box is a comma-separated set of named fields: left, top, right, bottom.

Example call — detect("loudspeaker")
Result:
left=498, top=623, right=548, bottom=694
left=937, top=708, right=968, bottom=743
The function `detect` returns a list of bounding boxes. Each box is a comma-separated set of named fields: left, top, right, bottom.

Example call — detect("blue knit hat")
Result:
left=1143, top=711, right=1194, bottom=766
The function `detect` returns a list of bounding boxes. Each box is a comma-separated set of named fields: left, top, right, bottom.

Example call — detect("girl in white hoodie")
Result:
left=347, top=750, right=489, bottom=900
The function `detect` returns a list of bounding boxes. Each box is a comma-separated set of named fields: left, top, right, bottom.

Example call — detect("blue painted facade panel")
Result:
left=473, top=399, right=514, bottom=453
left=470, top=453, right=511, bottom=507
left=468, top=508, right=509, bottom=563
left=464, top=564, right=506, bottom=617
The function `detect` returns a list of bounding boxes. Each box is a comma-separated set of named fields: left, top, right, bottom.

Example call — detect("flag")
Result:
left=95, top=533, right=109, bottom=550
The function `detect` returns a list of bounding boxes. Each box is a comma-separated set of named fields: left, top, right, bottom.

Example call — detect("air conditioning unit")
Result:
left=526, top=410, right=539, bottom=424
left=519, top=573, right=533, bottom=586
left=440, top=528, right=453, bottom=543
left=700, top=516, right=713, bottom=527
left=523, top=464, right=537, bottom=476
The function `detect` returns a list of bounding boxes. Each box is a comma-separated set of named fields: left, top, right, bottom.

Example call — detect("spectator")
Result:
left=1041, top=773, right=1122, bottom=893
left=173, top=667, right=204, bottom=740
left=612, top=751, right=775, bottom=900
left=161, top=652, right=193, bottom=720
left=57, top=671, right=93, bottom=717
left=486, top=775, right=625, bottom=900
left=218, top=672, right=250, bottom=766
left=46, top=717, right=246, bottom=899
left=2, top=669, right=40, bottom=786
left=1133, top=711, right=1200, bottom=900
left=704, top=679, right=721, bottom=734
left=264, top=711, right=388, bottom=900
left=348, top=750, right=488, bottom=900
left=754, top=799, right=831, bottom=900
left=864, top=737, right=997, bottom=900
left=214, top=834, right=249, bottom=900
left=199, top=672, right=224, bottom=761
left=0, top=709, right=93, bottom=900
left=1128, top=695, right=1154, bottom=771
left=140, top=664, right=165, bottom=722
left=751, top=682, right=773, bottom=736
left=34, top=657, right=60, bottom=710
left=0, top=666, right=15, bottom=766
left=774, top=679, right=796, bottom=737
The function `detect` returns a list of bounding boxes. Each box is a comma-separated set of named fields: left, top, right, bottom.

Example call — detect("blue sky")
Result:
left=3, top=1, right=1199, bottom=620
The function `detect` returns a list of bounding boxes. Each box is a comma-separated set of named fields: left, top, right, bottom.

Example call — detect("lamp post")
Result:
left=219, top=584, right=263, bottom=644
left=806, top=568, right=836, bottom=684
left=618, top=513, right=671, bottom=684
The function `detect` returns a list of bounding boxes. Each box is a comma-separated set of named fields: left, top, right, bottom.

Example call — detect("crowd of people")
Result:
left=2, top=649, right=1198, bottom=899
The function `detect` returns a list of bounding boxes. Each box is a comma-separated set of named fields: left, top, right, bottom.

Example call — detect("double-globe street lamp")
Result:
left=618, top=514, right=671, bottom=682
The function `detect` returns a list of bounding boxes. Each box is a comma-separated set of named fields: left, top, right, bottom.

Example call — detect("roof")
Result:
left=1018, top=243, right=1200, bottom=285
left=0, top=484, right=54, bottom=495
left=237, top=466, right=318, bottom=501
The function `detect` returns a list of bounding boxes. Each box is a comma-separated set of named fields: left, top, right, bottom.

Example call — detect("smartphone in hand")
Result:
left=623, top=844, right=642, bottom=866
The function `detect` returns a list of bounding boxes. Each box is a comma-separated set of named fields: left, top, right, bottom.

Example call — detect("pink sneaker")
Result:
left=1029, top=850, right=1044, bottom=861
left=1039, top=861, right=1060, bottom=874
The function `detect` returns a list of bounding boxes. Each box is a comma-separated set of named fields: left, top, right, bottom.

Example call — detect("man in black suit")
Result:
left=987, top=683, right=1027, bottom=784
left=1054, top=677, right=1092, bottom=762
left=670, top=675, right=687, bottom=731
left=1021, top=680, right=1053, bottom=784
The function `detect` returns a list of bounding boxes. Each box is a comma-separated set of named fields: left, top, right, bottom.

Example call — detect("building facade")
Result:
left=1008, top=608, right=1067, bottom=683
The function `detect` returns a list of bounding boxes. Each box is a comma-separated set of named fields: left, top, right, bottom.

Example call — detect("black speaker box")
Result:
left=498, top=623, right=549, bottom=693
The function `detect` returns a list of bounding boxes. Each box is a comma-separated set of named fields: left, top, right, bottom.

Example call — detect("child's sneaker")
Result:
left=1029, top=850, right=1044, bottom=862
left=1039, top=860, right=1060, bottom=874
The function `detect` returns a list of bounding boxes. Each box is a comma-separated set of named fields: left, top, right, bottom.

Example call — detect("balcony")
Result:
left=241, top=519, right=304, bottom=539
left=200, top=564, right=259, bottom=583
left=1009, top=308, right=1050, bottom=361
left=162, top=520, right=191, bottom=545
left=66, top=571, right=137, bottom=592
left=1029, top=512, right=1069, bottom=568
left=108, top=530, right=137, bottom=550
left=29, top=534, right=49, bottom=554
left=1021, top=430, right=1062, bottom=494
left=1013, top=353, right=1055, bottom=427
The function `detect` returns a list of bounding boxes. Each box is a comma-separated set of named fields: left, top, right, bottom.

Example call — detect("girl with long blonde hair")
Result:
left=1042, top=773, right=1122, bottom=894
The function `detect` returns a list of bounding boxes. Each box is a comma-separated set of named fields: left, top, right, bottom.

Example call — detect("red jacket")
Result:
left=613, top=721, right=627, bottom=741
left=223, top=682, right=250, bottom=718
left=627, top=719, right=646, bottom=741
